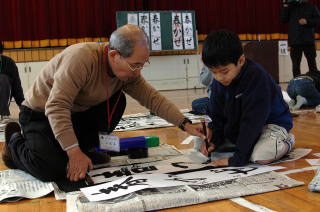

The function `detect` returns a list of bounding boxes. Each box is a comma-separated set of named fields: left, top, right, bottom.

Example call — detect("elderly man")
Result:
left=2, top=25, right=204, bottom=183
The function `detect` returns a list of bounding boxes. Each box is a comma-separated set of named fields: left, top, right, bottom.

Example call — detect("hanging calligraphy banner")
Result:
left=150, top=12, right=162, bottom=51
left=182, top=13, right=194, bottom=49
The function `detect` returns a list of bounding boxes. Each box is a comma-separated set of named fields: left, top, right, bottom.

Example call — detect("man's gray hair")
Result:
left=109, top=25, right=149, bottom=58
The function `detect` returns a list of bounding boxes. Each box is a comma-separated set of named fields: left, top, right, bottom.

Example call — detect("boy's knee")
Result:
left=250, top=124, right=290, bottom=163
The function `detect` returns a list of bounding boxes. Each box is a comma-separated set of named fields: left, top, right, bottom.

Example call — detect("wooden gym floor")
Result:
left=0, top=88, right=319, bottom=211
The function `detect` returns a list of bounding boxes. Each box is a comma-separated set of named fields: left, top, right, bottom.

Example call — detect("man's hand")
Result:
left=66, top=146, right=93, bottom=182
left=283, top=0, right=288, bottom=7
left=212, top=157, right=229, bottom=167
left=184, top=122, right=206, bottom=139
left=299, top=18, right=307, bottom=25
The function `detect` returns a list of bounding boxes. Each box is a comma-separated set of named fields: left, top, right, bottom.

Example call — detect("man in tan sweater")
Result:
left=2, top=25, right=204, bottom=183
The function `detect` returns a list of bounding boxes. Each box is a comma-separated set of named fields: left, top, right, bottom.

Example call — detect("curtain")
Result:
left=1, top=0, right=320, bottom=48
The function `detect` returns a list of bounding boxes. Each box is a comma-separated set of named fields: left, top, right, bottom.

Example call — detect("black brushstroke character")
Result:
left=171, top=162, right=189, bottom=169
left=131, top=165, right=158, bottom=173
left=152, top=14, right=159, bottom=24
left=173, top=14, right=181, bottom=26
left=174, top=37, right=182, bottom=47
left=210, top=167, right=258, bottom=175
left=92, top=176, right=148, bottom=195
left=92, top=167, right=131, bottom=178
left=140, top=15, right=148, bottom=24
left=186, top=37, right=193, bottom=45
left=153, top=37, right=160, bottom=45
left=153, top=25, right=160, bottom=32
left=184, top=15, right=191, bottom=24
left=173, top=28, right=182, bottom=37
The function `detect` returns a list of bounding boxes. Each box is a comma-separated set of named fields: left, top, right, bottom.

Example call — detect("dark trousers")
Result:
left=290, top=44, right=318, bottom=77
left=9, top=90, right=126, bottom=182
left=0, top=74, right=12, bottom=116
left=287, top=78, right=320, bottom=107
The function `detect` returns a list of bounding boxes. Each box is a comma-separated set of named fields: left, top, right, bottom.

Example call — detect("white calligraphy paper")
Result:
left=81, top=174, right=189, bottom=202
left=306, top=159, right=320, bottom=166
left=182, top=13, right=194, bottom=49
left=172, top=12, right=183, bottom=50
left=313, top=153, right=320, bottom=157
left=82, top=164, right=284, bottom=201
left=127, top=13, right=138, bottom=26
left=150, top=12, right=162, bottom=51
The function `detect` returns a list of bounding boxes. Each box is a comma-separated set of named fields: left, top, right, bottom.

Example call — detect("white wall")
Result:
left=278, top=50, right=320, bottom=82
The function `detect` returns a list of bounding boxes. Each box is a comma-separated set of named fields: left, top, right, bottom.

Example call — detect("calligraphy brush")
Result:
left=85, top=173, right=94, bottom=185
left=201, top=120, right=210, bottom=149
left=201, top=120, right=212, bottom=163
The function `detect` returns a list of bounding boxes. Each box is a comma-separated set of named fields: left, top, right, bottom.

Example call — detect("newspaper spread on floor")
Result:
left=73, top=171, right=303, bottom=212
left=81, top=164, right=284, bottom=202
left=0, top=169, right=54, bottom=203
left=69, top=144, right=304, bottom=211
left=0, top=122, right=5, bottom=141
left=114, top=109, right=208, bottom=131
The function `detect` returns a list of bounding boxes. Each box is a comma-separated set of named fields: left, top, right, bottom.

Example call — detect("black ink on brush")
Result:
left=201, top=120, right=210, bottom=150
left=85, top=173, right=94, bottom=185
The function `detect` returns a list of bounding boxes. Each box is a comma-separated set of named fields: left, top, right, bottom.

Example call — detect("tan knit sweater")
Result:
left=23, top=42, right=185, bottom=150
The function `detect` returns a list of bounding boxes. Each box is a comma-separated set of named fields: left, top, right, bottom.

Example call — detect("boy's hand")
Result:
left=212, top=157, right=229, bottom=167
left=200, top=141, right=215, bottom=156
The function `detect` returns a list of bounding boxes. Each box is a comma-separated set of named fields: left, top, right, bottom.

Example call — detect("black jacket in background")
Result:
left=280, top=2, right=320, bottom=46
left=0, top=55, right=24, bottom=106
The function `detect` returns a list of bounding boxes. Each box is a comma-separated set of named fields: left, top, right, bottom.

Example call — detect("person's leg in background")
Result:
left=191, top=97, right=209, bottom=115
left=303, top=44, right=318, bottom=72
left=0, top=74, right=12, bottom=120
left=294, top=78, right=320, bottom=107
left=290, top=45, right=303, bottom=78
left=286, top=79, right=299, bottom=109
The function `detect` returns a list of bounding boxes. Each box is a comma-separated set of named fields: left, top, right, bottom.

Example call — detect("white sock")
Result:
left=288, top=99, right=296, bottom=109
left=292, top=95, right=307, bottom=110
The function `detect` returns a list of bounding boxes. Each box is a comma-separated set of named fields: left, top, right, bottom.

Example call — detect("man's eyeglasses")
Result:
left=120, top=55, right=150, bottom=72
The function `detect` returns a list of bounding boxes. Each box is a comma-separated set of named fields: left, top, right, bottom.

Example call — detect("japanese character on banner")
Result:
left=172, top=12, right=183, bottom=50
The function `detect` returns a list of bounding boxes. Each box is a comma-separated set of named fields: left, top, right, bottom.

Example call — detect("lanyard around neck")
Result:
left=103, top=46, right=122, bottom=133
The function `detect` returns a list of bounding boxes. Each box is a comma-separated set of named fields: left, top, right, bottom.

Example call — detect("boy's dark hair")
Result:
left=0, top=41, right=3, bottom=54
left=202, top=30, right=243, bottom=68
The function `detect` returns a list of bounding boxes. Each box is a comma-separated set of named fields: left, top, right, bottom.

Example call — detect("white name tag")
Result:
left=99, top=132, right=120, bottom=152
